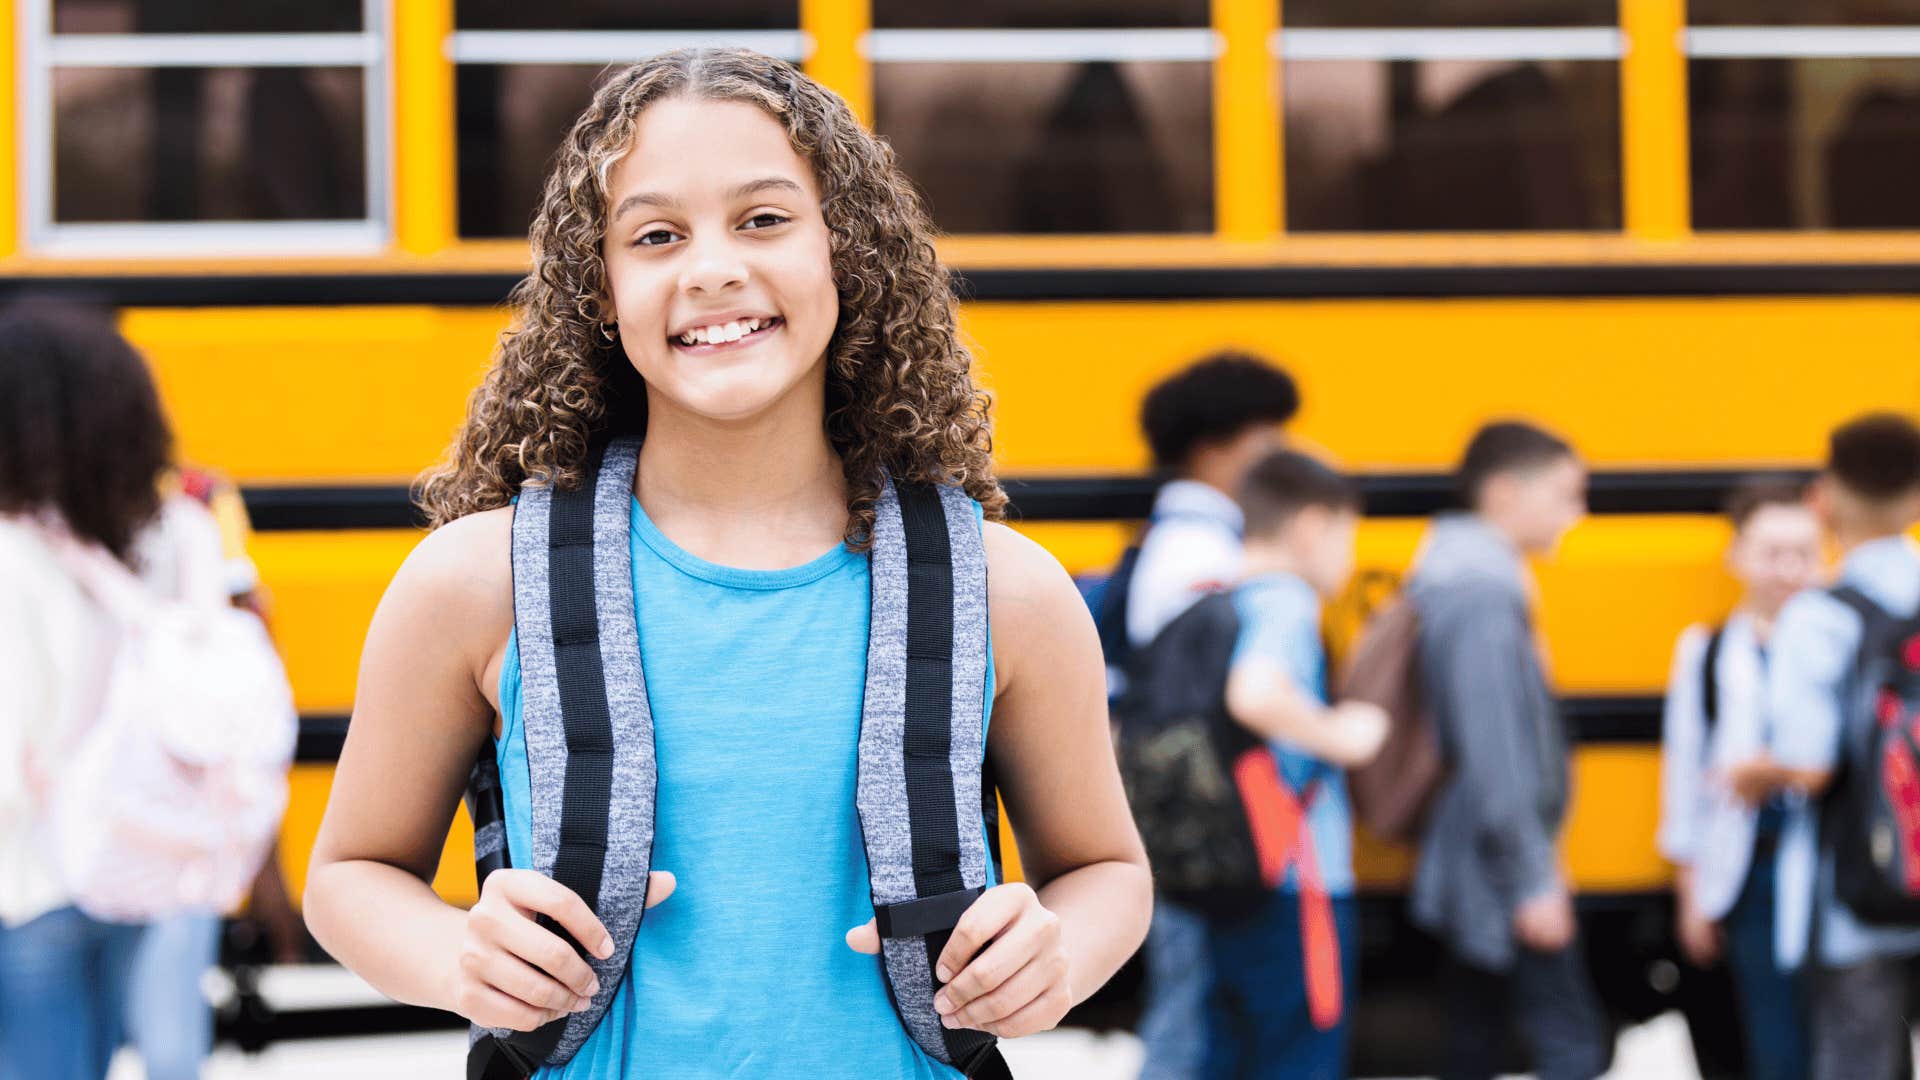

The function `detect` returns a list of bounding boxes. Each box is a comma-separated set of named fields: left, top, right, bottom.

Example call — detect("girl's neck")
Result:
left=633, top=385, right=849, bottom=569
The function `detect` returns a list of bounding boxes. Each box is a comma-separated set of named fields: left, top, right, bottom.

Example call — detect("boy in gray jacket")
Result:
left=1408, top=421, right=1611, bottom=1080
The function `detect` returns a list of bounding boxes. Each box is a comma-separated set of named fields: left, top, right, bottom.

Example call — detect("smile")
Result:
left=670, top=316, right=784, bottom=351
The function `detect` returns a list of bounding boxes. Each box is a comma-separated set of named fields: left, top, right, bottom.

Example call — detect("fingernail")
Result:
left=941, top=1014, right=959, bottom=1029
left=588, top=979, right=601, bottom=998
left=935, top=964, right=952, bottom=982
left=934, top=993, right=952, bottom=1015
left=596, top=938, right=614, bottom=959
left=573, top=995, right=592, bottom=1012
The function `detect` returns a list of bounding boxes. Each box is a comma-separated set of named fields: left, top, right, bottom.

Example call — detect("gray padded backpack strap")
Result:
left=467, top=435, right=657, bottom=1078
left=857, top=476, right=1010, bottom=1077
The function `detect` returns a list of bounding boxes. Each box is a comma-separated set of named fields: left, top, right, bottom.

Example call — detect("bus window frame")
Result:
left=16, top=0, right=393, bottom=257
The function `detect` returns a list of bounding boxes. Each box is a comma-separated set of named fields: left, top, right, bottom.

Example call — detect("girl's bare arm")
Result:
left=303, top=508, right=626, bottom=1030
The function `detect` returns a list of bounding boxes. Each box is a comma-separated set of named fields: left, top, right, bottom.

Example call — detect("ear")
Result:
left=1806, top=474, right=1834, bottom=526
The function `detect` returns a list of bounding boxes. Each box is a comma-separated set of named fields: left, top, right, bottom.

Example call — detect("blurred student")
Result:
left=1408, top=421, right=1610, bottom=1080
left=1737, top=413, right=1920, bottom=1080
left=0, top=306, right=182, bottom=1079
left=124, top=466, right=304, bottom=1080
left=1209, top=451, right=1385, bottom=1079
left=1122, top=352, right=1300, bottom=1080
left=1658, top=480, right=1820, bottom=1080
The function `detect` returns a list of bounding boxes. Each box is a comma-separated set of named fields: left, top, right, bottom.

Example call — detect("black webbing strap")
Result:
left=894, top=480, right=1008, bottom=1079
left=468, top=461, right=617, bottom=1080
left=1699, top=622, right=1725, bottom=740
left=468, top=752, right=511, bottom=887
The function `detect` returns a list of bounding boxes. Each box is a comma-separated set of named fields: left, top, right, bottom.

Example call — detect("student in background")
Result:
left=0, top=305, right=183, bottom=1080
left=1740, top=413, right=1920, bottom=1080
left=1209, top=450, right=1386, bottom=1079
left=1659, top=480, right=1820, bottom=1080
left=1127, top=352, right=1299, bottom=1080
left=1407, top=421, right=1610, bottom=1080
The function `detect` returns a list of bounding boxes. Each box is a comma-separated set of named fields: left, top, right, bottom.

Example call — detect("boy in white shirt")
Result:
left=1659, top=480, right=1821, bottom=1080
left=1124, top=352, right=1300, bottom=1080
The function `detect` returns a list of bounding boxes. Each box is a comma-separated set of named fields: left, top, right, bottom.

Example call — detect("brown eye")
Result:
left=742, top=213, right=789, bottom=230
left=636, top=229, right=678, bottom=247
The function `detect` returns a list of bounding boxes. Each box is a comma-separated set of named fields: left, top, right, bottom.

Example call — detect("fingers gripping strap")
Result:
left=470, top=437, right=656, bottom=1074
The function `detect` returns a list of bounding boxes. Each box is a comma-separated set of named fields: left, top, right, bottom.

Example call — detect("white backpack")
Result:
left=40, top=498, right=297, bottom=922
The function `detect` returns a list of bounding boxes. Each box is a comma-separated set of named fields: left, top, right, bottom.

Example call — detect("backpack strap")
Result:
left=1699, top=622, right=1726, bottom=741
left=468, top=436, right=656, bottom=1080
left=1831, top=584, right=1894, bottom=643
left=858, top=477, right=1010, bottom=1079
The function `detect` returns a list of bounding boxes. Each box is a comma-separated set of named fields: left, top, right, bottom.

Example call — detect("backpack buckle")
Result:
left=467, top=1033, right=539, bottom=1080
left=873, top=886, right=985, bottom=939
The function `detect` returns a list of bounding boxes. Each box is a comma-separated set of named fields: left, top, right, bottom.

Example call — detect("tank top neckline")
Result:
left=628, top=493, right=859, bottom=592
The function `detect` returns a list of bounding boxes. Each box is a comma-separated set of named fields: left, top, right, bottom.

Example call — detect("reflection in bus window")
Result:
left=1284, top=1, right=1614, bottom=28
left=456, top=65, right=604, bottom=238
left=1688, top=0, right=1920, bottom=24
left=871, top=0, right=1205, bottom=29
left=455, top=0, right=795, bottom=31
left=873, top=61, right=1211, bottom=234
left=1284, top=60, right=1619, bottom=231
left=53, top=0, right=361, bottom=34
left=1692, top=59, right=1920, bottom=230
left=53, top=66, right=365, bottom=222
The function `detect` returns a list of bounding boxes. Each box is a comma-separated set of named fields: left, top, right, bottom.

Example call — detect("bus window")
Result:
left=455, top=0, right=795, bottom=31
left=1284, top=1, right=1615, bottom=28
left=872, top=0, right=1206, bottom=30
left=455, top=65, right=602, bottom=239
left=52, top=66, right=368, bottom=224
left=1689, top=0, right=1920, bottom=23
left=52, top=0, right=361, bottom=34
left=1692, top=58, right=1920, bottom=230
left=1282, top=58, right=1621, bottom=232
left=872, top=58, right=1213, bottom=233
left=27, top=3, right=384, bottom=252
left=450, top=6, right=804, bottom=238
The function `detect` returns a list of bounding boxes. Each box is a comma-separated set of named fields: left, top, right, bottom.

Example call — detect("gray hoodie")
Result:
left=1406, top=514, right=1570, bottom=971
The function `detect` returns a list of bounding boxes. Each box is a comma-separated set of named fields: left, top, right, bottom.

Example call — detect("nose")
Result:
left=678, top=229, right=748, bottom=296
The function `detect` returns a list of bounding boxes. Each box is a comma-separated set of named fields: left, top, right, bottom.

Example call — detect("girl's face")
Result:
left=600, top=97, right=838, bottom=424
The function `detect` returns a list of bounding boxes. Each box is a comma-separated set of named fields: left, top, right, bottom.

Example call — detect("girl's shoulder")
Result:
left=982, top=519, right=1087, bottom=652
left=386, top=504, right=516, bottom=659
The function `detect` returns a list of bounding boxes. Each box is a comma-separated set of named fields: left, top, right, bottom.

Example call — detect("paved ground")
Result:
left=100, top=965, right=1715, bottom=1079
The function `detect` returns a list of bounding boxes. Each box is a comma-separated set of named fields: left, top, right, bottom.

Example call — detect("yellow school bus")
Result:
left=3, top=0, right=1917, bottom=1063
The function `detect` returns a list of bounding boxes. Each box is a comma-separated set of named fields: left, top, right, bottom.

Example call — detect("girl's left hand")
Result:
left=844, top=881, right=1073, bottom=1038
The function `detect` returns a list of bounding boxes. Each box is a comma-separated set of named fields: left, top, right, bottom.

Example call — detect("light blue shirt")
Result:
left=496, top=495, right=992, bottom=1078
left=1769, top=535, right=1920, bottom=970
left=1658, top=614, right=1777, bottom=922
left=1229, top=572, right=1355, bottom=896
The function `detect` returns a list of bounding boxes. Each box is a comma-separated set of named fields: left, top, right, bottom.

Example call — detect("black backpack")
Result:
left=1824, top=586, right=1920, bottom=925
left=1112, top=592, right=1310, bottom=920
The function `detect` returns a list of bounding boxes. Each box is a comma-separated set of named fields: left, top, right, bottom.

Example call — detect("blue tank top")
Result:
left=496, top=493, right=994, bottom=1079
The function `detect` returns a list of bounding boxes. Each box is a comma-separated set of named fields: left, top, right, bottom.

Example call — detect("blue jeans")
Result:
left=1138, top=895, right=1211, bottom=1080
left=0, top=906, right=144, bottom=1080
left=1723, top=840, right=1810, bottom=1080
left=127, top=913, right=222, bottom=1080
left=1202, top=892, right=1357, bottom=1080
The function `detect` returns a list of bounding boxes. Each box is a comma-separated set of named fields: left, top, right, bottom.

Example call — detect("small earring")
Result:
left=600, top=321, right=619, bottom=342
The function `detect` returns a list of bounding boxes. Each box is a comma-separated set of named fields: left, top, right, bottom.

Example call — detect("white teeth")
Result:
left=675, top=318, right=773, bottom=346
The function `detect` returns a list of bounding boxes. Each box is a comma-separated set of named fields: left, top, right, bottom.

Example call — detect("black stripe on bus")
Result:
left=9, top=262, right=1920, bottom=308
left=293, top=696, right=1664, bottom=762
left=244, top=468, right=1813, bottom=532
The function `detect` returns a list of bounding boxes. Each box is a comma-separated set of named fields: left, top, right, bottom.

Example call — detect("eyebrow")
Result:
left=612, top=176, right=806, bottom=223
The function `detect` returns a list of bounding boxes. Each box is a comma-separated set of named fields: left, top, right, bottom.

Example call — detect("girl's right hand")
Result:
left=452, top=867, right=677, bottom=1031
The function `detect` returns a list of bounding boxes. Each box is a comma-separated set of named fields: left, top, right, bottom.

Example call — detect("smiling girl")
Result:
left=302, top=50, right=1150, bottom=1078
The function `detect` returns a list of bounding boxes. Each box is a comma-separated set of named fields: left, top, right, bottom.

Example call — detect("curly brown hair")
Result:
left=417, top=49, right=1006, bottom=547
left=0, top=302, right=173, bottom=564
